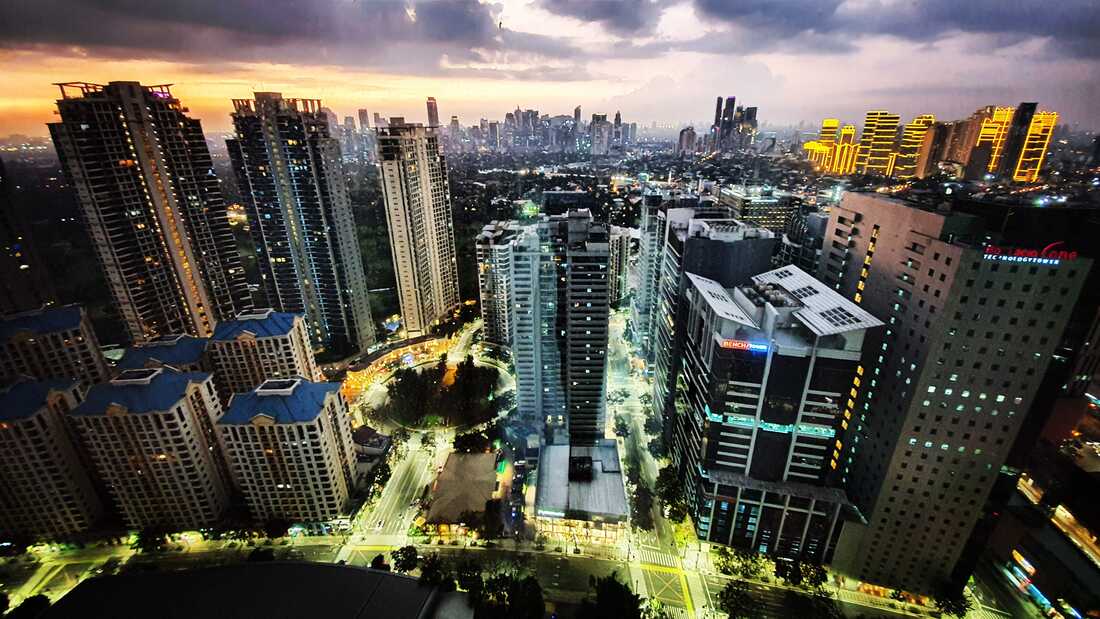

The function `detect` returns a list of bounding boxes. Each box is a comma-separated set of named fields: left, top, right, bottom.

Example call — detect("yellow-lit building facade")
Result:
left=892, top=114, right=935, bottom=179
left=975, top=107, right=1015, bottom=173
left=1012, top=111, right=1058, bottom=183
left=803, top=122, right=858, bottom=175
left=855, top=111, right=901, bottom=176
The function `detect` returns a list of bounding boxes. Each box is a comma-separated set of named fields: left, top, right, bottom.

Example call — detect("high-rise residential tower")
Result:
left=819, top=192, right=1091, bottom=594
left=1, top=305, right=109, bottom=386
left=219, top=378, right=356, bottom=523
left=70, top=368, right=230, bottom=530
left=510, top=211, right=610, bottom=444
left=227, top=93, right=374, bottom=356
left=1011, top=111, right=1058, bottom=183
left=476, top=220, right=520, bottom=346
left=0, top=380, right=105, bottom=540
left=377, top=121, right=460, bottom=337
left=207, top=309, right=320, bottom=399
left=49, top=82, right=251, bottom=342
left=608, top=226, right=633, bottom=307
left=892, top=114, right=936, bottom=179
left=854, top=110, right=901, bottom=176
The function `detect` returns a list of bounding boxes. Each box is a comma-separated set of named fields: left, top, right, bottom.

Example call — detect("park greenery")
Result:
left=377, top=353, right=500, bottom=428
left=932, top=584, right=974, bottom=618
left=577, top=574, right=667, bottom=619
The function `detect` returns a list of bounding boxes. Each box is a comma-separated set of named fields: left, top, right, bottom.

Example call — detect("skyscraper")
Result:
left=377, top=121, right=460, bottom=337
left=668, top=266, right=881, bottom=561
left=510, top=210, right=609, bottom=444
left=476, top=220, right=520, bottom=346
left=854, top=110, right=901, bottom=175
left=971, top=106, right=1015, bottom=175
left=677, top=126, right=697, bottom=157
left=819, top=192, right=1091, bottom=593
left=632, top=188, right=670, bottom=364
left=892, top=114, right=936, bottom=179
left=49, top=82, right=250, bottom=342
left=358, top=108, right=371, bottom=130
left=998, top=101, right=1037, bottom=176
left=426, top=97, right=440, bottom=127
left=227, top=93, right=374, bottom=356
left=1011, top=111, right=1058, bottom=182
left=0, top=157, right=55, bottom=314
left=207, top=309, right=321, bottom=399
left=608, top=226, right=633, bottom=307
left=0, top=305, right=110, bottom=386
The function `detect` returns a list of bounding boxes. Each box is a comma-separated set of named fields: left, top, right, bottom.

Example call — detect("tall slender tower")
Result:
left=426, top=97, right=440, bottom=128
left=855, top=110, right=901, bottom=176
left=1011, top=111, right=1058, bottom=183
left=998, top=102, right=1037, bottom=176
left=227, top=93, right=374, bottom=356
left=892, top=114, right=936, bottom=179
left=49, top=82, right=250, bottom=342
left=377, top=121, right=460, bottom=337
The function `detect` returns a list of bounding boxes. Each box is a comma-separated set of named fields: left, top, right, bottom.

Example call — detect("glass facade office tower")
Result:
left=227, top=93, right=374, bottom=356
left=50, top=82, right=250, bottom=342
left=669, top=266, right=881, bottom=562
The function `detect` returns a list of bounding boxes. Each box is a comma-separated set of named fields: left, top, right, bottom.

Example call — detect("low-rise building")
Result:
left=218, top=378, right=356, bottom=523
left=533, top=439, right=629, bottom=545
left=70, top=368, right=229, bottom=530
left=425, top=452, right=498, bottom=536
left=0, top=380, right=104, bottom=540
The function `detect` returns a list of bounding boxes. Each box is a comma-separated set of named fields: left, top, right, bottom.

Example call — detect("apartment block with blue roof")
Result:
left=0, top=380, right=105, bottom=539
left=69, top=368, right=229, bottom=530
left=0, top=304, right=109, bottom=386
left=207, top=309, right=320, bottom=401
left=218, top=378, right=356, bottom=523
left=116, top=334, right=210, bottom=374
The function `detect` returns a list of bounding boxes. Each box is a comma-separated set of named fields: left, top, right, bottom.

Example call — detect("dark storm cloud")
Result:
left=535, top=0, right=670, bottom=35
left=0, top=0, right=588, bottom=77
left=693, top=0, right=1100, bottom=58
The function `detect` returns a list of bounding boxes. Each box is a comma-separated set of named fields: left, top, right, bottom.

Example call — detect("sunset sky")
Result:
left=1, top=0, right=1098, bottom=136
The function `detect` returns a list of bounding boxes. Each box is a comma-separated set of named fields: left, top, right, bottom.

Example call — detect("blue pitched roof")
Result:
left=0, top=379, right=77, bottom=421
left=71, top=369, right=210, bottom=417
left=212, top=312, right=298, bottom=341
left=0, top=305, right=84, bottom=340
left=117, top=336, right=209, bottom=370
left=220, top=380, right=339, bottom=425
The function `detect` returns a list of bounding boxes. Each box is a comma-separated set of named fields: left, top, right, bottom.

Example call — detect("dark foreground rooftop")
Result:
left=43, top=562, right=446, bottom=619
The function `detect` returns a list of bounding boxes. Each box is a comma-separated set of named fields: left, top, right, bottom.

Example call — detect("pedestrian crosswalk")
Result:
left=637, top=547, right=679, bottom=568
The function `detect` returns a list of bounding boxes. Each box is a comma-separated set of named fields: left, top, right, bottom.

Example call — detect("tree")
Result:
left=733, top=548, right=765, bottom=580
left=644, top=415, right=662, bottom=436
left=802, top=561, right=828, bottom=590
left=263, top=518, right=290, bottom=539
left=932, top=584, right=973, bottom=618
left=774, top=559, right=803, bottom=586
left=477, top=574, right=545, bottom=619
left=631, top=485, right=655, bottom=531
left=480, top=499, right=504, bottom=540
left=715, top=547, right=736, bottom=575
left=6, top=594, right=50, bottom=619
left=454, top=558, right=483, bottom=600
left=370, top=553, right=390, bottom=571
left=654, top=466, right=687, bottom=523
left=0, top=591, right=9, bottom=615
left=889, top=589, right=907, bottom=602
left=614, top=416, right=632, bottom=438
left=577, top=574, right=645, bottom=619
left=391, top=545, right=419, bottom=573
left=418, top=553, right=456, bottom=591
left=132, top=527, right=168, bottom=553
left=718, top=579, right=763, bottom=619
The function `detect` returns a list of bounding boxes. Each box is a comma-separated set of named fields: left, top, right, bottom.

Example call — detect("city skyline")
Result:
left=1, top=1, right=1099, bottom=136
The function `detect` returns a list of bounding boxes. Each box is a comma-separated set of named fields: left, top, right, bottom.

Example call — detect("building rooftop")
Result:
left=42, top=562, right=448, bottom=619
left=0, top=305, right=84, bottom=340
left=211, top=309, right=298, bottom=341
left=0, top=379, right=76, bottom=421
left=685, top=272, right=757, bottom=327
left=116, top=335, right=208, bottom=370
left=426, top=452, right=497, bottom=524
left=752, top=266, right=883, bottom=336
left=220, top=379, right=339, bottom=425
left=71, top=368, right=209, bottom=417
left=536, top=440, right=629, bottom=521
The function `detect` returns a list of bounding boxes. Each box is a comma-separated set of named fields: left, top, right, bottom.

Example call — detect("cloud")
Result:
left=692, top=0, right=1100, bottom=58
left=0, top=0, right=591, bottom=79
left=534, top=0, right=671, bottom=35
